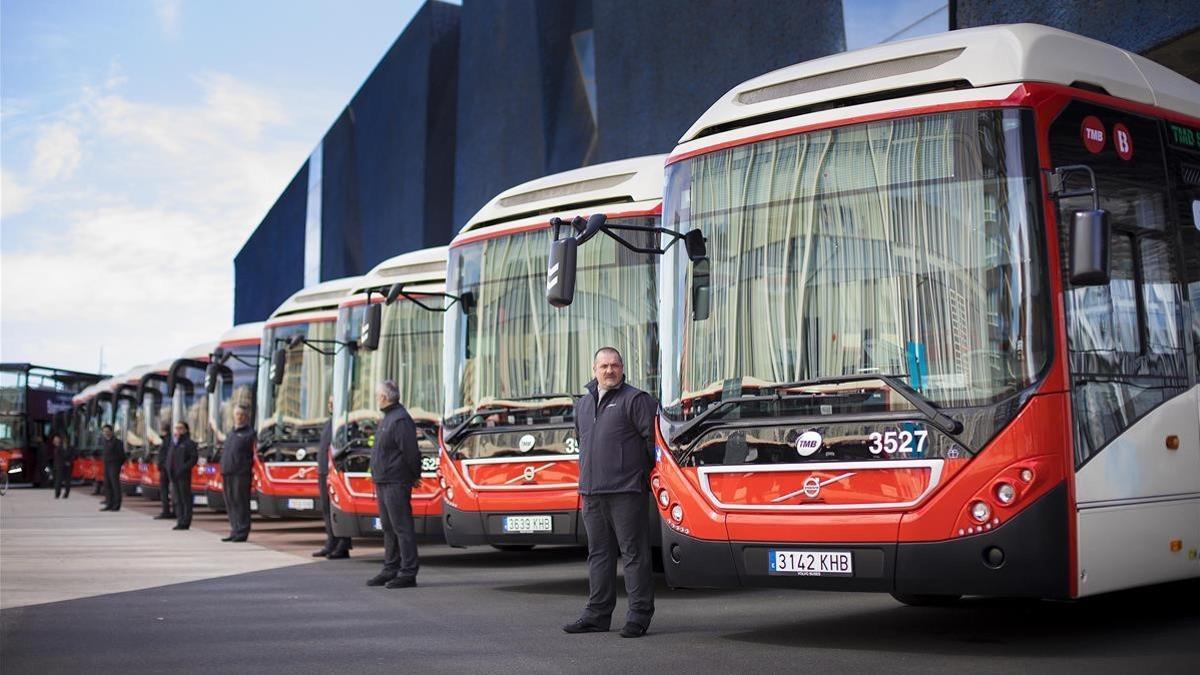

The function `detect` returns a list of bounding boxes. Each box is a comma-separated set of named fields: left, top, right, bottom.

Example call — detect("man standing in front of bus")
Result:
left=365, top=380, right=421, bottom=589
left=314, top=396, right=351, bottom=559
left=563, top=347, right=657, bottom=638
left=166, top=421, right=198, bottom=530
left=221, top=405, right=256, bottom=542
left=154, top=423, right=175, bottom=520
left=99, top=424, right=125, bottom=511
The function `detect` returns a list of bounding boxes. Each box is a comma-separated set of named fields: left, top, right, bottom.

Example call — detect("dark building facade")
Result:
left=233, top=164, right=308, bottom=323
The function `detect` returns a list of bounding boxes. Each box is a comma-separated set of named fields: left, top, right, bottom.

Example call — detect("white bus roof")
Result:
left=116, top=365, right=154, bottom=387
left=269, top=276, right=365, bottom=319
left=179, top=340, right=219, bottom=362
left=461, top=155, right=668, bottom=235
left=217, top=321, right=265, bottom=347
left=352, top=246, right=448, bottom=295
left=680, top=23, right=1200, bottom=144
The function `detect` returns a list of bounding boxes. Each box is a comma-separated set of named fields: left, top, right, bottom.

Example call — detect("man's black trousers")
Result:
left=376, top=482, right=418, bottom=579
left=103, top=463, right=122, bottom=510
left=580, top=492, right=655, bottom=629
left=318, top=472, right=351, bottom=553
left=223, top=472, right=252, bottom=539
left=171, top=474, right=193, bottom=528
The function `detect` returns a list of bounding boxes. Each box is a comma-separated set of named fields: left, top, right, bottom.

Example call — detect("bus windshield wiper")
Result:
left=773, top=374, right=962, bottom=436
left=442, top=393, right=580, bottom=445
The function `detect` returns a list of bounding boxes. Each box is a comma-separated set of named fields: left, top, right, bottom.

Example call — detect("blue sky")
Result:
left=1, top=0, right=945, bottom=377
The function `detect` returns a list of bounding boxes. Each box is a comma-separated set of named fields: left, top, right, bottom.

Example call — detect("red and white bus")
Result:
left=328, top=248, right=448, bottom=537
left=166, top=341, right=219, bottom=509
left=71, top=378, right=118, bottom=491
left=610, top=24, right=1199, bottom=603
left=440, top=156, right=665, bottom=549
left=114, top=365, right=154, bottom=497
left=255, top=277, right=363, bottom=518
left=2, top=364, right=102, bottom=485
left=203, top=322, right=264, bottom=512
left=136, top=358, right=175, bottom=502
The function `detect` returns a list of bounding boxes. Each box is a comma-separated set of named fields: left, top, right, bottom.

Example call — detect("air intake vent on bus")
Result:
left=377, top=261, right=446, bottom=278
left=293, top=289, right=346, bottom=304
left=498, top=173, right=636, bottom=208
left=737, top=48, right=964, bottom=105
left=1181, top=164, right=1200, bottom=187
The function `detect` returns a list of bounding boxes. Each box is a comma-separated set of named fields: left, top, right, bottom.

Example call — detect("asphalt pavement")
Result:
left=1, top=486, right=1198, bottom=674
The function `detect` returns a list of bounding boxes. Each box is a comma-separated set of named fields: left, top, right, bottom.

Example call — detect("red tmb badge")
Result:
left=1081, top=115, right=1106, bottom=154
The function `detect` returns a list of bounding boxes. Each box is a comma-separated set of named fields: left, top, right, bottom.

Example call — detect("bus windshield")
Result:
left=335, top=300, right=443, bottom=450
left=661, top=109, right=1049, bottom=423
left=443, top=218, right=660, bottom=434
left=212, top=346, right=258, bottom=443
left=258, top=320, right=336, bottom=445
left=0, top=415, right=24, bottom=449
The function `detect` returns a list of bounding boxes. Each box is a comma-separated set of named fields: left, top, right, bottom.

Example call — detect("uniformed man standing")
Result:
left=166, top=421, right=199, bottom=530
left=221, top=405, right=256, bottom=542
left=52, top=433, right=76, bottom=499
left=154, top=424, right=175, bottom=520
left=562, top=347, right=657, bottom=638
left=99, top=424, right=125, bottom=511
left=314, top=396, right=352, bottom=559
left=365, top=380, right=421, bottom=589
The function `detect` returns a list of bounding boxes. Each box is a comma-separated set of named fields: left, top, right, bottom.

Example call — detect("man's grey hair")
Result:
left=593, top=346, right=624, bottom=366
left=377, top=380, right=400, bottom=403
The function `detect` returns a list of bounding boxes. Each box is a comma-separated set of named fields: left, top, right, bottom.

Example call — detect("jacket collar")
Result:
left=585, top=377, right=626, bottom=399
left=382, top=402, right=401, bottom=414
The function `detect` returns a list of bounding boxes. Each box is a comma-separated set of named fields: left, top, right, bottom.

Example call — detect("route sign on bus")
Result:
left=1166, top=121, right=1200, bottom=152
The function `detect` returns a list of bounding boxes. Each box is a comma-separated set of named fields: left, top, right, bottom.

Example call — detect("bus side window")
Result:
left=1169, top=159, right=1200, bottom=378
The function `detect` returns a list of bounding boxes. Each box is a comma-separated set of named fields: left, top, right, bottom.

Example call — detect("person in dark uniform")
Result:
left=100, top=424, right=125, bottom=511
left=562, top=347, right=657, bottom=639
left=314, top=396, right=352, bottom=559
left=52, top=433, right=76, bottom=498
left=365, top=380, right=421, bottom=589
left=167, top=421, right=198, bottom=530
left=154, top=424, right=175, bottom=520
left=221, top=405, right=255, bottom=542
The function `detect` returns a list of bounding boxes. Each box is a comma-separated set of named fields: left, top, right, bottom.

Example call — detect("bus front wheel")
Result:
left=890, top=593, right=962, bottom=607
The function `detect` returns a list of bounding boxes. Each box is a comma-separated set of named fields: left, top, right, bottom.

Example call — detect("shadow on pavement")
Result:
left=722, top=578, right=1200, bottom=658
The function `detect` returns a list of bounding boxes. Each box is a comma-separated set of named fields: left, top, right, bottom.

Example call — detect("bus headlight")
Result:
left=995, top=482, right=1016, bottom=505
left=657, top=489, right=670, bottom=508
left=970, top=501, right=991, bottom=523
left=670, top=504, right=684, bottom=523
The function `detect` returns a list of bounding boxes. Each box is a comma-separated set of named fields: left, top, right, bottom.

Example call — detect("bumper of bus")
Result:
left=331, top=506, right=444, bottom=539
left=120, top=479, right=143, bottom=496
left=441, top=501, right=587, bottom=547
left=256, top=492, right=323, bottom=518
left=206, top=488, right=227, bottom=512
left=662, top=483, right=1069, bottom=598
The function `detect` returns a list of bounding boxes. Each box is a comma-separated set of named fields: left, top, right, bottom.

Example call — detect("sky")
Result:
left=1, top=0, right=945, bottom=379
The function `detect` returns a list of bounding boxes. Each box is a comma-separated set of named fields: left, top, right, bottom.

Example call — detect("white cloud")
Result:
left=1, top=168, right=31, bottom=218
left=31, top=121, right=83, bottom=181
left=154, top=0, right=182, bottom=38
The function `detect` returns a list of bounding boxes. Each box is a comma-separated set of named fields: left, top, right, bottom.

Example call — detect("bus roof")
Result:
left=680, top=23, right=1200, bottom=144
left=180, top=340, right=219, bottom=362
left=460, top=155, right=667, bottom=235
left=269, top=276, right=365, bottom=319
left=217, top=321, right=265, bottom=347
left=350, top=246, right=448, bottom=296
left=116, top=365, right=154, bottom=387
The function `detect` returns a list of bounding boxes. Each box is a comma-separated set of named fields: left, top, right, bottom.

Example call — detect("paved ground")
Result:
left=2, top=486, right=1198, bottom=673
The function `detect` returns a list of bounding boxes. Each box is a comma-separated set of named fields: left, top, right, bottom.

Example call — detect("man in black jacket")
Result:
left=52, top=433, right=75, bottom=498
left=221, top=405, right=255, bottom=542
left=100, top=424, right=125, bottom=511
left=166, top=421, right=199, bottom=530
left=314, top=396, right=352, bottom=559
left=154, top=424, right=175, bottom=519
left=562, top=347, right=657, bottom=639
left=365, top=380, right=421, bottom=589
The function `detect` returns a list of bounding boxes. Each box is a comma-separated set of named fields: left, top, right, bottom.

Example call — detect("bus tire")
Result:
left=491, top=545, right=535, bottom=552
left=890, top=593, right=962, bottom=607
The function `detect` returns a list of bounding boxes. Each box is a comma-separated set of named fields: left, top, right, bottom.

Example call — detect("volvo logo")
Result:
left=522, top=466, right=536, bottom=482
left=802, top=476, right=821, bottom=498
left=518, top=434, right=536, bottom=453
left=795, top=430, right=823, bottom=457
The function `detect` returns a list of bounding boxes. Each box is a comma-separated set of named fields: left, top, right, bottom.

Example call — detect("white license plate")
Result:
left=287, top=498, right=315, bottom=510
left=135, top=485, right=143, bottom=495
left=503, top=515, right=553, bottom=533
left=768, top=549, right=853, bottom=577
left=193, top=494, right=207, bottom=505
left=250, top=499, right=259, bottom=511
left=371, top=517, right=382, bottom=530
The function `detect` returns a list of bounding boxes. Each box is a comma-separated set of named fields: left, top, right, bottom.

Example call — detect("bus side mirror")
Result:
left=1069, top=209, right=1110, bottom=286
left=270, top=348, right=287, bottom=386
left=684, top=229, right=707, bottom=262
left=547, top=237, right=578, bottom=308
left=360, top=303, right=382, bottom=351
left=691, top=258, right=711, bottom=321
left=204, top=364, right=219, bottom=394
left=385, top=283, right=404, bottom=306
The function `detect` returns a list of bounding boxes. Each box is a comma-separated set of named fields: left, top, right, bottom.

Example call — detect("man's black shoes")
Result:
left=154, top=513, right=175, bottom=520
left=171, top=525, right=188, bottom=531
left=312, top=548, right=332, bottom=558
left=385, top=576, right=416, bottom=589
left=221, top=535, right=235, bottom=542
left=562, top=619, right=609, bottom=634
left=366, top=573, right=395, bottom=587
left=326, top=549, right=350, bottom=560
left=230, top=537, right=248, bottom=542
left=618, top=622, right=648, bottom=638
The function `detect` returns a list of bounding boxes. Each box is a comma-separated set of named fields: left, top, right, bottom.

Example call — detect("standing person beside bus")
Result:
left=365, top=380, right=421, bottom=589
left=166, top=421, right=198, bottom=530
left=562, top=347, right=657, bottom=639
left=52, top=433, right=76, bottom=499
left=154, top=423, right=175, bottom=520
left=314, top=396, right=352, bottom=559
left=100, top=424, right=125, bottom=511
left=221, top=405, right=255, bottom=542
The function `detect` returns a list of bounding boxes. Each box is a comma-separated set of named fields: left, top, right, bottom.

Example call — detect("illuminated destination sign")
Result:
left=1166, top=122, right=1200, bottom=152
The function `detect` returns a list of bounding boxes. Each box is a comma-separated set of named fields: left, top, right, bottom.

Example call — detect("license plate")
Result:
left=371, top=517, right=382, bottom=531
left=135, top=485, right=143, bottom=495
left=768, top=549, right=853, bottom=576
left=503, top=515, right=552, bottom=533
left=287, top=498, right=315, bottom=510
left=250, top=499, right=258, bottom=511
left=193, top=494, right=207, bottom=506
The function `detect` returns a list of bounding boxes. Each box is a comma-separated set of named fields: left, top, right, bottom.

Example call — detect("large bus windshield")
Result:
left=443, top=218, right=660, bottom=444
left=212, top=346, right=258, bottom=443
left=661, top=109, right=1049, bottom=428
left=257, top=320, right=336, bottom=445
